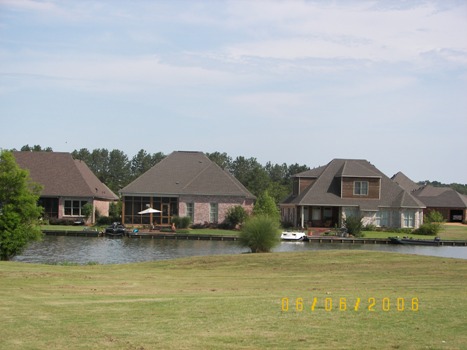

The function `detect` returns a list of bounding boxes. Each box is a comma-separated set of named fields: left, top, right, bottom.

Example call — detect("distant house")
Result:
left=119, top=151, right=255, bottom=226
left=13, top=151, right=118, bottom=223
left=280, top=159, right=425, bottom=229
left=392, top=172, right=467, bottom=223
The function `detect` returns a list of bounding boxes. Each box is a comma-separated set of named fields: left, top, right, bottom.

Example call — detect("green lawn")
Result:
left=364, top=223, right=467, bottom=240
left=41, top=223, right=467, bottom=241
left=1, top=251, right=466, bottom=349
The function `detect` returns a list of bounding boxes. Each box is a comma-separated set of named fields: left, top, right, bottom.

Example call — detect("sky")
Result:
left=1, top=0, right=466, bottom=184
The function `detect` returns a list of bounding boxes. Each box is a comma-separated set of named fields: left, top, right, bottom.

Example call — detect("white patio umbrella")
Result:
left=138, top=207, right=161, bottom=215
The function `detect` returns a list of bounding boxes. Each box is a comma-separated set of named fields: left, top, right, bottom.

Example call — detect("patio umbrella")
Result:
left=138, top=207, right=161, bottom=215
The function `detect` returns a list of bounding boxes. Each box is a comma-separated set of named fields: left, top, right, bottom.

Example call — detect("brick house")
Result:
left=119, top=151, right=255, bottom=226
left=392, top=172, right=467, bottom=223
left=280, top=159, right=425, bottom=229
left=13, top=151, right=118, bottom=223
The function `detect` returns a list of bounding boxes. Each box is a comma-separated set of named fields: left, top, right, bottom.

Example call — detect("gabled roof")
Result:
left=120, top=151, right=255, bottom=199
left=283, top=159, right=424, bottom=210
left=13, top=151, right=118, bottom=200
left=392, top=172, right=467, bottom=209
left=412, top=185, right=467, bottom=208
left=391, top=171, right=422, bottom=192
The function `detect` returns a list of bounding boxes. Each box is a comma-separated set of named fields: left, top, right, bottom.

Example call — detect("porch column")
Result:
left=301, top=206, right=305, bottom=228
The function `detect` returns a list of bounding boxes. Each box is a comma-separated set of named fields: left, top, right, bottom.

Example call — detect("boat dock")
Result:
left=128, top=232, right=239, bottom=241
left=42, top=229, right=100, bottom=237
left=306, top=237, right=467, bottom=246
left=41, top=230, right=467, bottom=246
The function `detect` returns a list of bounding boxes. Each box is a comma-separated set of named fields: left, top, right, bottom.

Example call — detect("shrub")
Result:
left=344, top=215, right=364, bottom=237
left=171, top=216, right=191, bottom=229
left=239, top=215, right=281, bottom=253
left=49, top=218, right=75, bottom=226
left=96, top=216, right=114, bottom=226
left=81, top=203, right=93, bottom=222
left=413, top=223, right=442, bottom=236
left=363, top=223, right=377, bottom=231
left=224, top=205, right=248, bottom=229
left=425, top=210, right=445, bottom=224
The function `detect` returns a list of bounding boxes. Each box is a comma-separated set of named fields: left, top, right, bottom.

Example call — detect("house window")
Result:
left=210, top=203, right=218, bottom=223
left=404, top=211, right=415, bottom=228
left=354, top=181, right=369, bottom=196
left=376, top=210, right=389, bottom=227
left=64, top=200, right=87, bottom=216
left=186, top=202, right=194, bottom=221
left=312, top=207, right=321, bottom=221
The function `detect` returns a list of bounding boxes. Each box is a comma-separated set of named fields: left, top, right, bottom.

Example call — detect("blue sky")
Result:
left=1, top=0, right=466, bottom=184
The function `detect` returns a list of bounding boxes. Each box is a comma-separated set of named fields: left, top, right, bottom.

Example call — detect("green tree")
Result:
left=425, top=210, right=445, bottom=223
left=81, top=203, right=93, bottom=223
left=130, top=150, right=165, bottom=180
left=206, top=152, right=232, bottom=171
left=239, top=215, right=281, bottom=253
left=253, top=191, right=280, bottom=222
left=20, top=145, right=53, bottom=152
left=0, top=151, right=43, bottom=260
left=344, top=215, right=364, bottom=237
left=224, top=205, right=248, bottom=229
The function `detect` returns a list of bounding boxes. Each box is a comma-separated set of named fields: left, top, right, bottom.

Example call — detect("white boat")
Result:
left=281, top=231, right=308, bottom=241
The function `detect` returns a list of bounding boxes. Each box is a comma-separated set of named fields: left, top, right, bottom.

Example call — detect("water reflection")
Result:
left=12, top=236, right=467, bottom=264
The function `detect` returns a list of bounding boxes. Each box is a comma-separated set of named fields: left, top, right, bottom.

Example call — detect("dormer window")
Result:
left=354, top=181, right=369, bottom=196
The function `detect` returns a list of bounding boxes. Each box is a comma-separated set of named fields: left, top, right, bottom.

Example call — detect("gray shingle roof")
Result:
left=391, top=171, right=422, bottom=192
left=413, top=185, right=467, bottom=208
left=13, top=151, right=118, bottom=200
left=283, top=159, right=424, bottom=210
left=392, top=172, right=467, bottom=209
left=120, top=151, right=255, bottom=198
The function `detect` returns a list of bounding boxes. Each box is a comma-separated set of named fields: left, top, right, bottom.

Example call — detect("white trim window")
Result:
left=404, top=211, right=415, bottom=228
left=210, top=203, right=218, bottom=223
left=186, top=202, right=194, bottom=222
left=64, top=199, right=87, bottom=216
left=376, top=210, right=389, bottom=227
left=354, top=181, right=369, bottom=196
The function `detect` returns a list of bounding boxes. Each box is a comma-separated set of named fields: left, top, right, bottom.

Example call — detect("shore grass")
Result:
left=363, top=223, right=467, bottom=240
left=1, top=251, right=466, bottom=349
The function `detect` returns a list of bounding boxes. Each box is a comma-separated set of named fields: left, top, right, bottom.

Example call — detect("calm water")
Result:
left=12, top=236, right=467, bottom=264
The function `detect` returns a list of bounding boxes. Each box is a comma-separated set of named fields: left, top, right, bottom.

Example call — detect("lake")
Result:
left=12, top=235, right=467, bottom=264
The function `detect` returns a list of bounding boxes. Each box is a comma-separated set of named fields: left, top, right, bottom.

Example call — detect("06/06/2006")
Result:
left=281, top=297, right=419, bottom=312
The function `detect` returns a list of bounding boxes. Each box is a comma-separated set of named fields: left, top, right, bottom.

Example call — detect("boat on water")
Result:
left=281, top=231, right=308, bottom=241
left=389, top=236, right=441, bottom=246
left=104, top=222, right=127, bottom=238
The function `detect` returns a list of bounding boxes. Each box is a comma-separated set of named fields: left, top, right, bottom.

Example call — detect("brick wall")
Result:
left=179, top=195, right=254, bottom=224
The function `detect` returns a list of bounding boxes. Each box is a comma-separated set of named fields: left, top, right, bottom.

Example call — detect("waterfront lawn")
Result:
left=1, top=251, right=466, bottom=350
left=364, top=223, right=467, bottom=241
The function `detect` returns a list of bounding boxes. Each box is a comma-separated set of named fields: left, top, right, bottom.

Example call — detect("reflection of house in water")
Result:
left=280, top=159, right=425, bottom=229
left=392, top=172, right=467, bottom=223
left=120, top=151, right=255, bottom=226
left=13, top=151, right=118, bottom=224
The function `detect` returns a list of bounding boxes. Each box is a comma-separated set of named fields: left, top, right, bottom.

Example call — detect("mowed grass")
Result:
left=364, top=223, right=467, bottom=240
left=1, top=251, right=466, bottom=350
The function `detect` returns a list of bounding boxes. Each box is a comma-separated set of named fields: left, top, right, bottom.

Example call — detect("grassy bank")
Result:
left=363, top=223, right=467, bottom=240
left=1, top=251, right=466, bottom=349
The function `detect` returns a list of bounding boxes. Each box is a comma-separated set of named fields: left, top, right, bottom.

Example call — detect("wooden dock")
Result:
left=306, top=237, right=467, bottom=246
left=128, top=232, right=239, bottom=241
left=42, top=229, right=100, bottom=237
left=41, top=230, right=467, bottom=246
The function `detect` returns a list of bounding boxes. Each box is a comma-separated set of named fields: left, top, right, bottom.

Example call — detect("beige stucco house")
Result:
left=281, top=159, right=425, bottom=229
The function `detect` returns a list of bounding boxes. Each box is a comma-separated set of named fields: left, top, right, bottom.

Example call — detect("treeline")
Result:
left=16, top=145, right=309, bottom=203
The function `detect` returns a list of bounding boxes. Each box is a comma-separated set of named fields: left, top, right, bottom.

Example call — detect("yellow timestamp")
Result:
left=281, top=297, right=419, bottom=312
